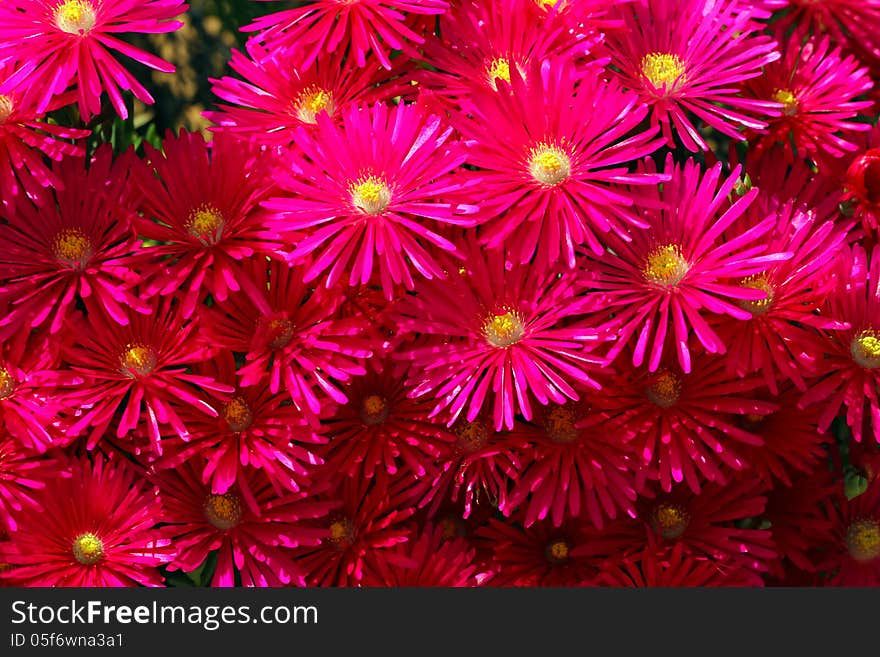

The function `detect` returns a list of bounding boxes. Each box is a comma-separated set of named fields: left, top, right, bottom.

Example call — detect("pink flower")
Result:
left=265, top=102, right=477, bottom=299
left=456, top=59, right=666, bottom=267
left=396, top=240, right=604, bottom=431
left=0, top=0, right=186, bottom=119
left=604, top=0, right=781, bottom=151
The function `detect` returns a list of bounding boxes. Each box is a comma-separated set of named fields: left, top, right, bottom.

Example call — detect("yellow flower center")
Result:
left=545, top=539, right=570, bottom=564
left=646, top=370, right=682, bottom=408
left=851, top=330, right=880, bottom=369
left=535, top=0, right=561, bottom=7
left=120, top=344, right=157, bottom=378
left=360, top=394, right=389, bottom=426
left=641, top=52, right=686, bottom=91
left=53, top=228, right=93, bottom=269
left=0, top=95, right=13, bottom=123
left=488, top=57, right=511, bottom=84
left=772, top=88, right=799, bottom=117
left=738, top=274, right=775, bottom=316
left=186, top=204, right=225, bottom=245
left=643, top=244, right=689, bottom=288
left=294, top=86, right=336, bottom=124
left=846, top=519, right=880, bottom=562
left=327, top=517, right=355, bottom=550
left=541, top=403, right=579, bottom=443
left=650, top=503, right=690, bottom=540
left=54, top=0, right=97, bottom=35
left=528, top=143, right=571, bottom=187
left=454, top=419, right=490, bottom=453
left=0, top=368, right=14, bottom=400
left=72, top=532, right=104, bottom=565
left=349, top=175, right=392, bottom=215
left=204, top=493, right=243, bottom=531
left=483, top=310, right=525, bottom=348
left=222, top=396, right=253, bottom=433
left=265, top=318, right=294, bottom=350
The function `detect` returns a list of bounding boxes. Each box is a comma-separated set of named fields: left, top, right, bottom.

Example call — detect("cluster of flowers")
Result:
left=0, top=0, right=880, bottom=587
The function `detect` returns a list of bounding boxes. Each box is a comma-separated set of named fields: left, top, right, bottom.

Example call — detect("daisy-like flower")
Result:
left=503, top=401, right=639, bottom=528
left=206, top=44, right=409, bottom=147
left=62, top=296, right=233, bottom=453
left=131, top=131, right=282, bottom=319
left=244, top=0, right=447, bottom=70
left=715, top=195, right=852, bottom=392
left=202, top=257, right=372, bottom=420
left=456, top=60, right=666, bottom=267
left=0, top=432, right=57, bottom=532
left=743, top=34, right=873, bottom=164
left=777, top=0, right=880, bottom=66
left=800, top=245, right=880, bottom=445
left=0, top=61, right=85, bottom=206
left=415, top=414, right=528, bottom=519
left=0, top=329, right=67, bottom=452
left=597, top=350, right=776, bottom=492
left=842, top=125, right=880, bottom=235
left=395, top=241, right=604, bottom=431
left=733, top=385, right=831, bottom=487
left=265, top=101, right=477, bottom=299
left=0, top=0, right=186, bottom=119
left=416, top=0, right=584, bottom=111
left=0, top=455, right=172, bottom=587
left=603, top=0, right=781, bottom=152
left=290, top=476, right=416, bottom=586
left=362, top=522, right=483, bottom=586
left=821, top=479, right=880, bottom=586
left=0, top=146, right=147, bottom=340
left=319, top=360, right=454, bottom=484
left=586, top=156, right=792, bottom=373
left=475, top=514, right=598, bottom=586
left=151, top=352, right=327, bottom=497
left=155, top=461, right=336, bottom=587
left=595, top=540, right=754, bottom=587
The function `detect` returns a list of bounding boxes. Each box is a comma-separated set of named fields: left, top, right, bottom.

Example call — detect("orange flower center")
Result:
left=545, top=539, right=570, bottom=564
left=846, top=519, right=880, bottom=562
left=327, top=517, right=355, bottom=550
left=360, top=394, right=389, bottom=426
left=204, top=493, right=243, bottom=530
left=650, top=503, right=690, bottom=540
left=120, top=344, right=157, bottom=378
left=186, top=204, right=225, bottom=245
left=222, top=396, right=253, bottom=432
left=0, top=368, right=14, bottom=400
left=53, top=228, right=93, bottom=269
left=454, top=419, right=490, bottom=453
left=0, top=95, right=13, bottom=123
left=646, top=370, right=682, bottom=408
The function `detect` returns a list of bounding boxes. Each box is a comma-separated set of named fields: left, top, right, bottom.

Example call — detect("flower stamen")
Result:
left=349, top=175, right=392, bottom=215
left=852, top=330, right=880, bottom=369
left=54, top=0, right=97, bottom=35
left=641, top=52, right=686, bottom=92
left=186, top=204, right=225, bottom=245
left=295, top=86, right=336, bottom=124
left=204, top=493, right=243, bottom=530
left=846, top=519, right=880, bottom=562
left=120, top=344, right=157, bottom=378
left=72, top=532, right=104, bottom=565
left=53, top=228, right=93, bottom=270
left=644, top=244, right=689, bottom=288
left=528, top=143, right=571, bottom=187
left=483, top=311, right=526, bottom=348
left=222, top=397, right=253, bottom=433
left=646, top=370, right=681, bottom=408
left=650, top=503, right=690, bottom=540
left=738, top=274, right=775, bottom=316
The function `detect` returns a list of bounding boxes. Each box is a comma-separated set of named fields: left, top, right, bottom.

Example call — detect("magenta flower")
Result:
left=0, top=432, right=57, bottom=531
left=206, top=43, right=408, bottom=147
left=0, top=0, right=187, bottom=119
left=456, top=59, right=666, bottom=267
left=395, top=240, right=605, bottom=431
left=603, top=0, right=781, bottom=151
left=0, top=455, right=172, bottom=587
left=586, top=156, right=792, bottom=373
left=265, top=102, right=477, bottom=299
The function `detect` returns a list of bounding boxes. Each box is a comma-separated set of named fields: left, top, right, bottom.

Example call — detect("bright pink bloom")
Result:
left=586, top=156, right=792, bottom=373
left=396, top=242, right=604, bottom=431
left=597, top=351, right=776, bottom=492
left=290, top=476, right=416, bottom=586
left=843, top=125, right=880, bottom=235
left=821, top=479, right=880, bottom=586
left=202, top=257, right=372, bottom=421
left=206, top=43, right=408, bottom=146
left=503, top=401, right=639, bottom=528
left=801, top=245, right=880, bottom=445
left=0, top=433, right=57, bottom=531
left=244, top=0, right=447, bottom=70
left=603, top=0, right=780, bottom=152
left=715, top=194, right=852, bottom=392
left=62, top=296, right=233, bottom=453
left=0, top=146, right=147, bottom=339
left=0, top=455, right=172, bottom=587
left=0, top=61, right=85, bottom=206
left=265, top=102, right=477, bottom=299
left=155, top=461, right=335, bottom=587
left=456, top=60, right=666, bottom=267
left=744, top=34, right=873, bottom=164
left=0, top=0, right=186, bottom=119
left=776, top=0, right=880, bottom=66
left=131, top=131, right=281, bottom=318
